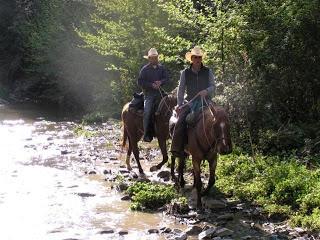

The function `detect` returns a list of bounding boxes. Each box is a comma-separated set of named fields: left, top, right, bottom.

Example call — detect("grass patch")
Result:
left=73, top=124, right=97, bottom=138
left=126, top=182, right=177, bottom=211
left=82, top=111, right=108, bottom=124
left=216, top=151, right=320, bottom=231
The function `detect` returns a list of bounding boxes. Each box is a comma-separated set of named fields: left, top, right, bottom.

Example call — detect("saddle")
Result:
left=128, top=91, right=168, bottom=138
left=128, top=92, right=144, bottom=116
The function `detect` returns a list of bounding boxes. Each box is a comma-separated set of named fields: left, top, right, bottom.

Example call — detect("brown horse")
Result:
left=121, top=94, right=177, bottom=174
left=171, top=103, right=232, bottom=208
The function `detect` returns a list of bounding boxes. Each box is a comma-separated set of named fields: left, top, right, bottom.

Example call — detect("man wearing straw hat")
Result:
left=138, top=48, right=169, bottom=142
left=170, top=46, right=215, bottom=157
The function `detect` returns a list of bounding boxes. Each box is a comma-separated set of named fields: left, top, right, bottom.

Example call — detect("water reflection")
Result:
left=0, top=104, right=183, bottom=240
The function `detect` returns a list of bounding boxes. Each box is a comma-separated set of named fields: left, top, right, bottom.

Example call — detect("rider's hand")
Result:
left=199, top=89, right=208, bottom=98
left=174, top=105, right=182, bottom=116
left=152, top=81, right=161, bottom=89
left=152, top=82, right=159, bottom=89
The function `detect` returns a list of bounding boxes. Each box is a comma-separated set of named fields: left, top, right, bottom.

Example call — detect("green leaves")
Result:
left=126, top=182, right=176, bottom=211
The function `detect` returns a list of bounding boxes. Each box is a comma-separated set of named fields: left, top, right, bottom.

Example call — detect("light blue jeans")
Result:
left=143, top=93, right=158, bottom=137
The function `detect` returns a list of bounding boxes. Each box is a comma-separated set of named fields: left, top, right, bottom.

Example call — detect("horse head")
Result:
left=208, top=106, right=232, bottom=155
left=156, top=94, right=177, bottom=119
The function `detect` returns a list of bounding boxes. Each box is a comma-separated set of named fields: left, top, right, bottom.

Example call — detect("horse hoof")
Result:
left=150, top=165, right=159, bottom=172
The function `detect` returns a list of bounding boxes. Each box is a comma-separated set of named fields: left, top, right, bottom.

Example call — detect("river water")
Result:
left=0, top=104, right=184, bottom=240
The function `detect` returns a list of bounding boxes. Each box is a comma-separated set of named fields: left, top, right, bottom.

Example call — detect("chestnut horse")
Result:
left=121, top=94, right=177, bottom=174
left=171, top=103, right=232, bottom=208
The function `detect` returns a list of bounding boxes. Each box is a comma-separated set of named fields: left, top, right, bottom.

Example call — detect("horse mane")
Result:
left=156, top=90, right=177, bottom=116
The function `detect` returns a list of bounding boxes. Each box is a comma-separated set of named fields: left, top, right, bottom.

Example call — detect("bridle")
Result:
left=200, top=97, right=229, bottom=153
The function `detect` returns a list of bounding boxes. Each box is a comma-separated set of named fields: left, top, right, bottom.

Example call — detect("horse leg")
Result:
left=202, top=154, right=217, bottom=196
left=177, top=156, right=186, bottom=188
left=170, top=155, right=177, bottom=182
left=150, top=137, right=168, bottom=172
left=192, top=158, right=202, bottom=209
left=125, top=138, right=133, bottom=171
left=132, top=140, right=144, bottom=174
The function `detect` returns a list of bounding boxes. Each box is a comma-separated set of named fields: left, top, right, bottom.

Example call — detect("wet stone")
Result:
left=148, top=228, right=159, bottom=234
left=160, top=227, right=172, bottom=233
left=217, top=213, right=234, bottom=221
left=117, top=182, right=128, bottom=191
left=61, top=150, right=69, bottom=155
left=98, top=228, right=114, bottom=234
left=118, top=230, right=128, bottom=235
left=214, top=227, right=234, bottom=237
left=76, top=193, right=96, bottom=197
left=121, top=195, right=131, bottom=201
left=199, top=227, right=217, bottom=239
left=119, top=168, right=129, bottom=174
left=185, top=225, right=202, bottom=235
left=129, top=172, right=138, bottom=179
left=157, top=170, right=171, bottom=179
left=203, top=198, right=227, bottom=209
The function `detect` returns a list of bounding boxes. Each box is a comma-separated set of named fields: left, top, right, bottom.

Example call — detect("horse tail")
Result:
left=121, top=125, right=128, bottom=150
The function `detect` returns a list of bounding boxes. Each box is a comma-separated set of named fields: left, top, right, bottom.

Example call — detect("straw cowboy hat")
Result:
left=143, top=48, right=159, bottom=59
left=185, top=46, right=206, bottom=62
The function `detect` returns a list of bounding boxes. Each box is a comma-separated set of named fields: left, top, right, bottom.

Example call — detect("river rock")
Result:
left=121, top=195, right=131, bottom=201
left=148, top=228, right=159, bottom=234
left=61, top=150, right=69, bottom=155
left=119, top=168, right=129, bottom=174
left=202, top=198, right=227, bottom=209
left=198, top=227, right=217, bottom=239
left=98, top=228, right=114, bottom=234
left=77, top=192, right=95, bottom=197
left=185, top=225, right=202, bottom=235
left=167, top=232, right=187, bottom=240
left=213, top=227, right=233, bottom=237
left=217, top=213, right=234, bottom=221
left=129, top=171, right=138, bottom=179
left=117, top=182, right=128, bottom=191
left=157, top=170, right=171, bottom=180
left=160, top=227, right=172, bottom=233
left=118, top=230, right=128, bottom=235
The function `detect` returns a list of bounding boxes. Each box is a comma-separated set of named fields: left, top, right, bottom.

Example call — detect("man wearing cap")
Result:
left=170, top=46, right=216, bottom=157
left=138, top=48, right=169, bottom=142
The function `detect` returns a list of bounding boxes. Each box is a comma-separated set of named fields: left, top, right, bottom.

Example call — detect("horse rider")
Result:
left=138, top=48, right=169, bottom=142
left=170, top=46, right=216, bottom=158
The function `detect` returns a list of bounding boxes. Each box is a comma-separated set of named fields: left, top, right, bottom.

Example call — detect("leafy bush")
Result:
left=216, top=152, right=320, bottom=230
left=291, top=208, right=320, bottom=231
left=73, top=124, right=97, bottom=138
left=126, top=182, right=177, bottom=211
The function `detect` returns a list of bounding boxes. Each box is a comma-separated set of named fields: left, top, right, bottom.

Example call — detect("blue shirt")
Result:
left=137, top=63, right=169, bottom=95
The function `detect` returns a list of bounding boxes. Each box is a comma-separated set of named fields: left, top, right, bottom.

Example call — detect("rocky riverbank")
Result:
left=4, top=114, right=318, bottom=240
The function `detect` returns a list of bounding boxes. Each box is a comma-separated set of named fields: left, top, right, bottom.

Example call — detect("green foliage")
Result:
left=217, top=152, right=320, bottom=230
left=73, top=123, right=97, bottom=138
left=2, top=0, right=319, bottom=156
left=82, top=112, right=108, bottom=124
left=291, top=208, right=320, bottom=231
left=126, top=182, right=177, bottom=211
